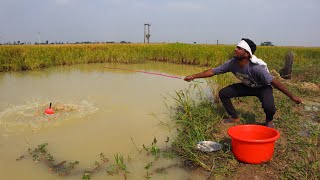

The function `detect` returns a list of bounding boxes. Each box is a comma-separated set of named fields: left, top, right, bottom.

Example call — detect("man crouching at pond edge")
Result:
left=184, top=38, right=303, bottom=128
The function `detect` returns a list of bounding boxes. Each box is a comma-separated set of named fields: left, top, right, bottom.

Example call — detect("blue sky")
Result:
left=0, top=0, right=319, bottom=46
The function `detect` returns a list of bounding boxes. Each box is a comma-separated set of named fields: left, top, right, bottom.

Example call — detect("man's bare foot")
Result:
left=223, top=117, right=240, bottom=123
left=266, top=121, right=275, bottom=128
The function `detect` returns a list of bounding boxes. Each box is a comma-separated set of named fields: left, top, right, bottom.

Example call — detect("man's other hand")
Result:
left=184, top=76, right=194, bottom=82
left=291, top=96, right=303, bottom=104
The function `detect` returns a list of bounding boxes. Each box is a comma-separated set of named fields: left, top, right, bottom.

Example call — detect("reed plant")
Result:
left=106, top=152, right=129, bottom=178
left=169, top=84, right=227, bottom=171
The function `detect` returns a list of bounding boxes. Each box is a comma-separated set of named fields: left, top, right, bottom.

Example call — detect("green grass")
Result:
left=114, top=153, right=127, bottom=172
left=105, top=153, right=129, bottom=179
left=169, top=85, right=236, bottom=173
left=169, top=79, right=320, bottom=179
left=1, top=44, right=320, bottom=80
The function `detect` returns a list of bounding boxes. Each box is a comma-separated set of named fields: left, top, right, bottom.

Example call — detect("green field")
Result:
left=1, top=44, right=320, bottom=80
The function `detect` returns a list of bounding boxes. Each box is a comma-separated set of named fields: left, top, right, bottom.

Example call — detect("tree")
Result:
left=261, top=41, right=274, bottom=46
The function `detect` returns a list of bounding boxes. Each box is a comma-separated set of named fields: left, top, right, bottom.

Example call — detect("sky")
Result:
left=0, top=0, right=319, bottom=46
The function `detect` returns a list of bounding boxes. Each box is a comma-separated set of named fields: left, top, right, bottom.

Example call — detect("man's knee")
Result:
left=219, top=88, right=227, bottom=100
left=219, top=84, right=242, bottom=100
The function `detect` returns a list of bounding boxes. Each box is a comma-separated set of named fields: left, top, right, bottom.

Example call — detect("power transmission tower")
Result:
left=144, top=23, right=151, bottom=43
left=37, top=32, right=41, bottom=44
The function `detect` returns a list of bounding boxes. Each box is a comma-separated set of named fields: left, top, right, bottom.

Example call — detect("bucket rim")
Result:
left=227, top=124, right=280, bottom=143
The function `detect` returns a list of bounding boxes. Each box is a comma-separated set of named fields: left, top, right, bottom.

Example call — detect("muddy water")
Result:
left=0, top=62, right=210, bottom=179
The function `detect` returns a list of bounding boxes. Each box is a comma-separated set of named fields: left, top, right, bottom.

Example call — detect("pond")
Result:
left=0, top=62, right=212, bottom=179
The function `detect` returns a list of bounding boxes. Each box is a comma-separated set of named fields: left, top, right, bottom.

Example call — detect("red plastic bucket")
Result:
left=227, top=125, right=280, bottom=164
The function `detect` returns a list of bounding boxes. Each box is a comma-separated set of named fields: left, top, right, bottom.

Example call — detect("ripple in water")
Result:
left=0, top=99, right=99, bottom=131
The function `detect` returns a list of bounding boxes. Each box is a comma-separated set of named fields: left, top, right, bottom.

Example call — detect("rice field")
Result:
left=1, top=43, right=320, bottom=73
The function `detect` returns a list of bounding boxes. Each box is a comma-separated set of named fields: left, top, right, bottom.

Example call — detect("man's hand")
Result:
left=291, top=96, right=303, bottom=104
left=271, top=79, right=303, bottom=104
left=184, top=75, right=194, bottom=82
left=183, top=69, right=215, bottom=82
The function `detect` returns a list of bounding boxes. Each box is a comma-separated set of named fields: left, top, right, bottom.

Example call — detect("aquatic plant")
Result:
left=106, top=153, right=129, bottom=179
left=144, top=162, right=153, bottom=179
left=25, top=143, right=80, bottom=176
left=82, top=153, right=109, bottom=179
left=114, top=153, right=127, bottom=172
left=143, top=137, right=161, bottom=160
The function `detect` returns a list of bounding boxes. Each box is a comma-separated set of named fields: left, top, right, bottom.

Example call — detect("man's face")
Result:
left=234, top=46, right=250, bottom=60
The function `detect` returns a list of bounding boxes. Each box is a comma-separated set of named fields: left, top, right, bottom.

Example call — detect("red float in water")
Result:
left=45, top=103, right=54, bottom=115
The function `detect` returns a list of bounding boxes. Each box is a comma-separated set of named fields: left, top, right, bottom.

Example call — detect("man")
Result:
left=184, top=38, right=302, bottom=128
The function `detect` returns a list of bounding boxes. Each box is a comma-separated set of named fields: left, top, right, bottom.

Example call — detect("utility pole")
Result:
left=37, top=32, right=41, bottom=44
left=144, top=23, right=151, bottom=43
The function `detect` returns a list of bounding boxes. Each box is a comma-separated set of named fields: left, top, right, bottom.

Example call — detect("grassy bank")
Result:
left=1, top=44, right=320, bottom=83
left=170, top=77, right=319, bottom=179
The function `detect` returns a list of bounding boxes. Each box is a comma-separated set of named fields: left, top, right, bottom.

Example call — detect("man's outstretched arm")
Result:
left=271, top=79, right=303, bottom=104
left=184, top=69, right=214, bottom=82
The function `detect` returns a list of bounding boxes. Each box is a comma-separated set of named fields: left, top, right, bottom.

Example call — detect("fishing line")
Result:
left=104, top=67, right=203, bottom=83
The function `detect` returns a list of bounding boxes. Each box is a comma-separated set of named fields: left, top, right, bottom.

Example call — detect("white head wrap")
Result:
left=237, top=40, right=253, bottom=56
left=237, top=40, right=269, bottom=72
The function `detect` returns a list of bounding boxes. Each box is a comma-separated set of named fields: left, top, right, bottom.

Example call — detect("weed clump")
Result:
left=26, top=143, right=79, bottom=176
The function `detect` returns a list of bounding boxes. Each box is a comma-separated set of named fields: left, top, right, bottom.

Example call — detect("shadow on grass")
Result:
left=239, top=112, right=257, bottom=124
left=218, top=136, right=232, bottom=149
left=240, top=111, right=267, bottom=126
left=215, top=102, right=262, bottom=125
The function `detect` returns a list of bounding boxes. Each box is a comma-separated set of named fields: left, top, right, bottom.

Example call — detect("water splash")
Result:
left=0, top=99, right=99, bottom=131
